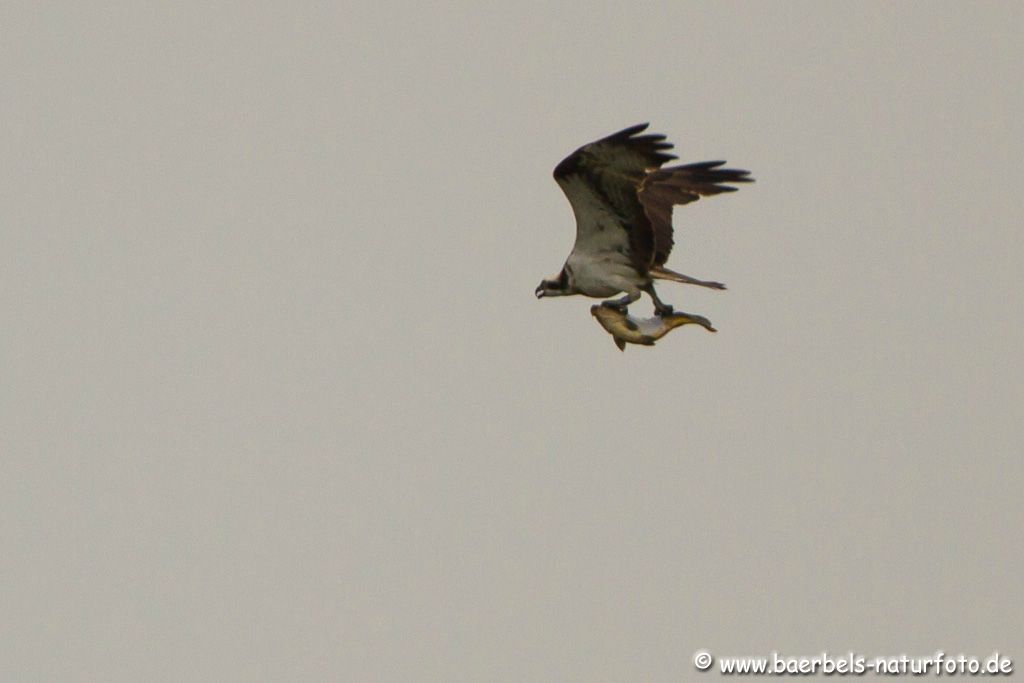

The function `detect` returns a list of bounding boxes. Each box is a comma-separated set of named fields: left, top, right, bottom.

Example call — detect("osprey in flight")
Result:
left=535, top=123, right=752, bottom=316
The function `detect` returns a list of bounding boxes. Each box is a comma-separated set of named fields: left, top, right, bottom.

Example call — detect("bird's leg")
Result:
left=642, top=283, right=675, bottom=317
left=601, top=290, right=640, bottom=313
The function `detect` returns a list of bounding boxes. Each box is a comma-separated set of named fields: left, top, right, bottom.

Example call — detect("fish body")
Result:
left=590, top=305, right=716, bottom=351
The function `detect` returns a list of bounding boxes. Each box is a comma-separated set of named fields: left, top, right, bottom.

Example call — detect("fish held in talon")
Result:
left=590, top=305, right=716, bottom=352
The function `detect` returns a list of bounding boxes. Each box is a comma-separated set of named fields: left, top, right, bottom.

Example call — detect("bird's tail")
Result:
left=649, top=265, right=726, bottom=290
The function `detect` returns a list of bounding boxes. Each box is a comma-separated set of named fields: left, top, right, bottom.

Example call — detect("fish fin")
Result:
left=614, top=337, right=626, bottom=352
left=638, top=335, right=657, bottom=346
left=664, top=311, right=716, bottom=333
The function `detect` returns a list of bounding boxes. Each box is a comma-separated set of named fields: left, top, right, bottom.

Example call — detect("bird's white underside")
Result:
left=557, top=175, right=644, bottom=298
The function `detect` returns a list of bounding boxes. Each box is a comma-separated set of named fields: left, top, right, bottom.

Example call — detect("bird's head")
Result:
left=535, top=268, right=572, bottom=299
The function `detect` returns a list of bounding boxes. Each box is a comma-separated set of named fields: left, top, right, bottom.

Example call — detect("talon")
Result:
left=601, top=301, right=627, bottom=313
left=656, top=305, right=674, bottom=317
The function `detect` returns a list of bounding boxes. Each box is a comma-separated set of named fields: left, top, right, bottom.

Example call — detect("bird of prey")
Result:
left=590, top=304, right=716, bottom=352
left=535, top=123, right=752, bottom=316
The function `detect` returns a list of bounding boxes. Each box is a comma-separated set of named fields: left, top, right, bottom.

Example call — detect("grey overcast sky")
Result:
left=3, top=1, right=1022, bottom=681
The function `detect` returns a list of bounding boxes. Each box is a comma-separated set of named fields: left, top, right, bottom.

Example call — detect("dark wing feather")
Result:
left=638, top=161, right=753, bottom=265
left=553, top=123, right=677, bottom=272
left=553, top=123, right=677, bottom=182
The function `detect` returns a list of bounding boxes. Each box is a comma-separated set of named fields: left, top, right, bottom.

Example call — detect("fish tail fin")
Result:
left=663, top=312, right=717, bottom=333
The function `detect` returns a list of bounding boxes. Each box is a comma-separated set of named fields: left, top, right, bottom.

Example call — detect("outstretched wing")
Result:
left=552, top=123, right=676, bottom=272
left=639, top=161, right=753, bottom=266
